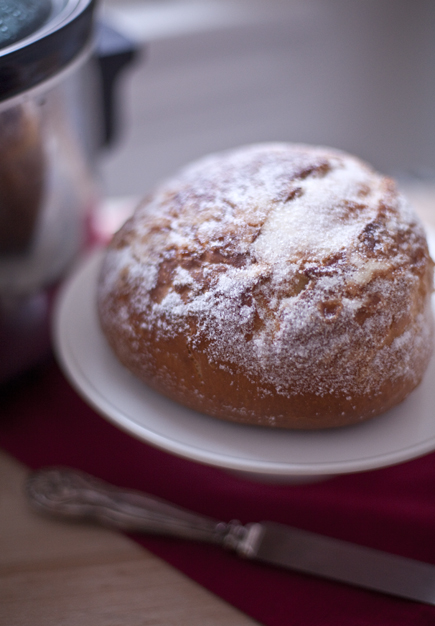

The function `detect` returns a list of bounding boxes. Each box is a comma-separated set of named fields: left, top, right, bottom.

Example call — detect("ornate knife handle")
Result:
left=26, top=467, right=261, bottom=556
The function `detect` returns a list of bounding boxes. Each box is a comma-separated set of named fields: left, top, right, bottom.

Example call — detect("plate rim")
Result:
left=53, top=230, right=435, bottom=478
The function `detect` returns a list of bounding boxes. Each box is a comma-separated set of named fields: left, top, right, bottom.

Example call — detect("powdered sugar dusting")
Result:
left=254, top=156, right=380, bottom=263
left=97, top=143, right=434, bottom=422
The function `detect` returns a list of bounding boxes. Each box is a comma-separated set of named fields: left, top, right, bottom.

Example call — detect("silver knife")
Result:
left=26, top=467, right=435, bottom=606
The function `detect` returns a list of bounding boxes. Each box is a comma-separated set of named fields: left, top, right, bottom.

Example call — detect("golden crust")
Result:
left=97, top=143, right=434, bottom=429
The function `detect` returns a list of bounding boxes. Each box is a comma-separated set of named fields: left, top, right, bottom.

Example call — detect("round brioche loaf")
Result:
left=97, top=143, right=434, bottom=429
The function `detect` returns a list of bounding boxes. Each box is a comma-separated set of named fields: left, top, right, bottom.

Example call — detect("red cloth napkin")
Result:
left=1, top=358, right=435, bottom=626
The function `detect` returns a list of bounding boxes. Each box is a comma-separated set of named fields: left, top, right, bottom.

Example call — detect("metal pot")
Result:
left=0, top=0, right=137, bottom=383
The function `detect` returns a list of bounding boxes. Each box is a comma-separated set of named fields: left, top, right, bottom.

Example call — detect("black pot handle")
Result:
left=94, top=20, right=141, bottom=148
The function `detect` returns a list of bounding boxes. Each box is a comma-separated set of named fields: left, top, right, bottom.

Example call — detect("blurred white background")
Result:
left=97, top=0, right=435, bottom=199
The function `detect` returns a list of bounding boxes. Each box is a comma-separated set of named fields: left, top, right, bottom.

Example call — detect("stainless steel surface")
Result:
left=0, top=1, right=98, bottom=384
left=0, top=58, right=99, bottom=383
left=26, top=467, right=254, bottom=549
left=256, top=522, right=435, bottom=606
left=0, top=2, right=136, bottom=384
left=27, top=467, right=435, bottom=606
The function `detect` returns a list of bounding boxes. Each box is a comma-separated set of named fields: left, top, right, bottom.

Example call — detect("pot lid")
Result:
left=0, top=1, right=53, bottom=49
left=0, top=0, right=96, bottom=101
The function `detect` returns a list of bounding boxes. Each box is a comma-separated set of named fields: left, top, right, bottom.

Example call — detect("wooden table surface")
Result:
left=0, top=451, right=257, bottom=626
left=0, top=186, right=433, bottom=625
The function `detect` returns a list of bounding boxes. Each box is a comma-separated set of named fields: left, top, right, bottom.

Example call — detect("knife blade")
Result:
left=26, top=467, right=435, bottom=606
left=241, top=521, right=435, bottom=605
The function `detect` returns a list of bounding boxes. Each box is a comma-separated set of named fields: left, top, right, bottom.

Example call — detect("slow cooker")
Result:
left=0, top=0, right=136, bottom=383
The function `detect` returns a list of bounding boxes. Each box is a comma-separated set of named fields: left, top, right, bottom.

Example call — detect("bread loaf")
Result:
left=97, top=143, right=434, bottom=429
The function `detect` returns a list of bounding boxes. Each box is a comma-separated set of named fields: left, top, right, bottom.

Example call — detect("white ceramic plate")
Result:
left=53, top=234, right=435, bottom=482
